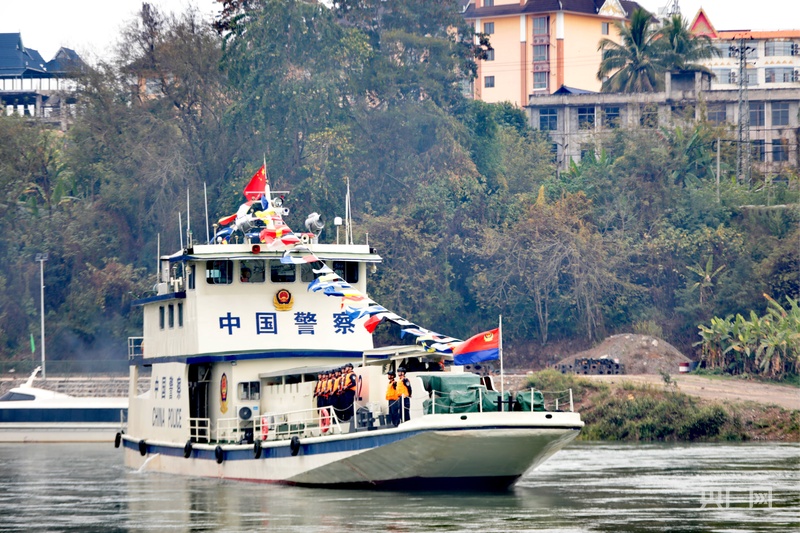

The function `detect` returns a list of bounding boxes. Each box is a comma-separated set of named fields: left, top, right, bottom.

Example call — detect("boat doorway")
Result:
left=188, top=364, right=211, bottom=442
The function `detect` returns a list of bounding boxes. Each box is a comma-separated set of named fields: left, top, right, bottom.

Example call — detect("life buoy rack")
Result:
left=290, top=436, right=301, bottom=456
left=138, top=439, right=147, bottom=456
left=214, top=445, right=224, bottom=464
left=261, top=416, right=269, bottom=440
left=320, top=407, right=331, bottom=434
left=253, top=439, right=263, bottom=459
left=183, top=440, right=193, bottom=459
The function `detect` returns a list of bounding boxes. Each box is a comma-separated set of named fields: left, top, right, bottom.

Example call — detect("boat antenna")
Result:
left=186, top=189, right=193, bottom=248
left=345, top=177, right=353, bottom=245
left=499, top=315, right=504, bottom=398
left=179, top=212, right=184, bottom=250
left=204, top=182, right=210, bottom=244
left=156, top=233, right=160, bottom=283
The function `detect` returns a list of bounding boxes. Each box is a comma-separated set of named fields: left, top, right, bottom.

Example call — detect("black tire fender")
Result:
left=138, top=439, right=147, bottom=456
left=253, top=439, right=263, bottom=459
left=183, top=440, right=193, bottom=459
left=215, top=445, right=224, bottom=464
left=290, top=436, right=301, bottom=456
left=114, top=432, right=122, bottom=449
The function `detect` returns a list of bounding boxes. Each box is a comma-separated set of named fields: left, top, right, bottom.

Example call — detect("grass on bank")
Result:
left=525, top=369, right=799, bottom=442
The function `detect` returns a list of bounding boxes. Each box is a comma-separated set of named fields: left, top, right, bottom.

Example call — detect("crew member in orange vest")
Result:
left=396, top=367, right=412, bottom=423
left=385, top=369, right=401, bottom=426
left=339, top=363, right=357, bottom=421
left=313, top=371, right=325, bottom=409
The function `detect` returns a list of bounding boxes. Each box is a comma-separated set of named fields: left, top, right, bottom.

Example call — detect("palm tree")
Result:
left=597, top=8, right=667, bottom=93
left=660, top=14, right=720, bottom=72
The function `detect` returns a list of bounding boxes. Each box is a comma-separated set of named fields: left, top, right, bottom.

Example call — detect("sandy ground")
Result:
left=585, top=374, right=800, bottom=411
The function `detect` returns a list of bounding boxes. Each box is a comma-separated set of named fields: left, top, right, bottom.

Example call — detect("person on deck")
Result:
left=339, top=363, right=357, bottom=421
left=313, top=372, right=325, bottom=409
left=385, top=370, right=400, bottom=426
left=396, top=367, right=412, bottom=423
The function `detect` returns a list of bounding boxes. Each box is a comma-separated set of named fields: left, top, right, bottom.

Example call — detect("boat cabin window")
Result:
left=333, top=261, right=359, bottom=283
left=159, top=306, right=165, bottom=329
left=188, top=265, right=196, bottom=290
left=238, top=381, right=261, bottom=400
left=300, top=262, right=324, bottom=282
left=206, top=260, right=233, bottom=284
left=271, top=262, right=296, bottom=283
left=240, top=260, right=266, bottom=283
left=168, top=304, right=175, bottom=328
left=0, top=392, right=35, bottom=401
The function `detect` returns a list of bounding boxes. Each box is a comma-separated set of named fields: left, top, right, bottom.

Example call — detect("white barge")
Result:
left=119, top=168, right=583, bottom=490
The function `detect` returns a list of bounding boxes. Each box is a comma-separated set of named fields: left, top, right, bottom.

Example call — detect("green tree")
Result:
left=660, top=14, right=720, bottom=72
left=598, top=8, right=667, bottom=93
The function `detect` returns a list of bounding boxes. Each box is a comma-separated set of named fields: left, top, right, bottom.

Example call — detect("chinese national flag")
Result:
left=243, top=165, right=266, bottom=200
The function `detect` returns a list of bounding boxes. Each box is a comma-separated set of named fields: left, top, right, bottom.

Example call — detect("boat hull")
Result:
left=123, top=412, right=582, bottom=490
left=0, top=423, right=124, bottom=443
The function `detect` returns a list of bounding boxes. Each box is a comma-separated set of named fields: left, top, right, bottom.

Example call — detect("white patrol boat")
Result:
left=119, top=166, right=583, bottom=490
left=0, top=367, right=127, bottom=443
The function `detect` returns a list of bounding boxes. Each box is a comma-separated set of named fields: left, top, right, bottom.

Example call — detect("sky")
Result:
left=0, top=0, right=221, bottom=60
left=0, top=0, right=796, bottom=62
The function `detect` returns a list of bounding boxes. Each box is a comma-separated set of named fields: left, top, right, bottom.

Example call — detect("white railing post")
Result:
left=569, top=388, right=574, bottom=412
left=479, top=387, right=483, bottom=413
left=432, top=391, right=436, bottom=414
left=555, top=397, right=559, bottom=411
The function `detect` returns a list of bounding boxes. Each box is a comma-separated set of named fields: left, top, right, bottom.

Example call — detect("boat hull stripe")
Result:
left=123, top=426, right=581, bottom=459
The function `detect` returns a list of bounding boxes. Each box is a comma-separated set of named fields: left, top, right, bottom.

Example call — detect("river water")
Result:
left=0, top=442, right=796, bottom=532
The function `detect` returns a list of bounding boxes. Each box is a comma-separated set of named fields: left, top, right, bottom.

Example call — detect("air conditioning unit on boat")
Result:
left=237, top=405, right=259, bottom=421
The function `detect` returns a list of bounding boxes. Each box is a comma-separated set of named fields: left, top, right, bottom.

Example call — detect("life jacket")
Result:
left=385, top=380, right=400, bottom=401
left=396, top=378, right=411, bottom=398
left=342, top=373, right=356, bottom=393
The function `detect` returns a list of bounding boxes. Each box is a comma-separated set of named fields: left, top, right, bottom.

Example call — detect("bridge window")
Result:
left=333, top=261, right=359, bottom=283
left=240, top=259, right=266, bottom=283
left=206, top=260, right=233, bottom=284
left=271, top=262, right=296, bottom=283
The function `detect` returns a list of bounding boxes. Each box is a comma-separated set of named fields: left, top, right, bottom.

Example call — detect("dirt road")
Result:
left=585, top=374, right=800, bottom=411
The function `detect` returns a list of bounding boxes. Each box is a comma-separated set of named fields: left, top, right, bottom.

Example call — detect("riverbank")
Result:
left=522, top=370, right=799, bottom=443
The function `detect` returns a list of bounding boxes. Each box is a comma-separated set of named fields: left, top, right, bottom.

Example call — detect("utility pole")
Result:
left=35, top=253, right=48, bottom=380
left=732, top=37, right=754, bottom=186
left=716, top=137, right=721, bottom=203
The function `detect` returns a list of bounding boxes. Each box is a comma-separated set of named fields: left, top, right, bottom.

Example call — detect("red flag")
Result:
left=243, top=165, right=266, bottom=200
left=452, top=328, right=499, bottom=365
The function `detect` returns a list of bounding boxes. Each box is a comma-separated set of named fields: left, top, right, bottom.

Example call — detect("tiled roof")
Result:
left=464, top=0, right=643, bottom=19
left=46, top=47, right=85, bottom=75
left=552, top=85, right=597, bottom=94
left=0, top=33, right=48, bottom=77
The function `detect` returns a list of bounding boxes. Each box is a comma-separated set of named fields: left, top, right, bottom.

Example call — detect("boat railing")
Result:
left=127, top=337, right=144, bottom=360
left=256, top=406, right=343, bottom=441
left=209, top=407, right=345, bottom=444
left=189, top=417, right=211, bottom=443
left=537, top=389, right=575, bottom=412
left=426, top=387, right=575, bottom=414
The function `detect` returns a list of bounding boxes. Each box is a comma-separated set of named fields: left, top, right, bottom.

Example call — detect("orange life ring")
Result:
left=261, top=416, right=269, bottom=440
left=320, top=407, right=330, bottom=434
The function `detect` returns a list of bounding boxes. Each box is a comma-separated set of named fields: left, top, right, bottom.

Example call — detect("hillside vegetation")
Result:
left=0, top=1, right=797, bottom=379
